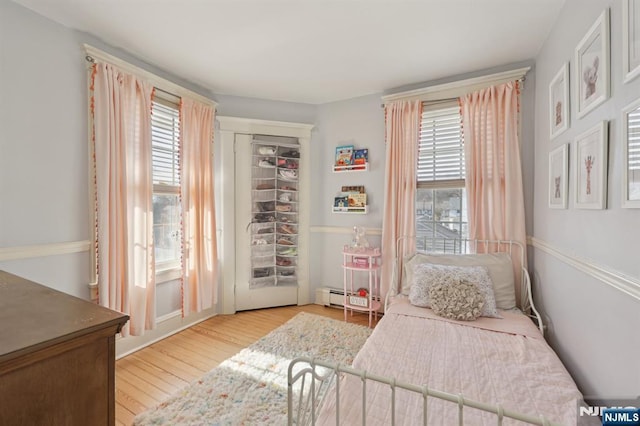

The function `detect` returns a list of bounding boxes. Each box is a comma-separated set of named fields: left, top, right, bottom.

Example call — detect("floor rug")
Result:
left=133, top=312, right=372, bottom=425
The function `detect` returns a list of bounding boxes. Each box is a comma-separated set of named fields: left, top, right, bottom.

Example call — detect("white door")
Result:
left=234, top=133, right=298, bottom=310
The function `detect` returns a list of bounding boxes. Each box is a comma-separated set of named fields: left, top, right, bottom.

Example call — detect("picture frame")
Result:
left=623, top=0, right=640, bottom=83
left=549, top=63, right=570, bottom=139
left=575, top=9, right=610, bottom=119
left=549, top=143, right=569, bottom=209
left=573, top=121, right=608, bottom=209
left=622, top=97, right=640, bottom=208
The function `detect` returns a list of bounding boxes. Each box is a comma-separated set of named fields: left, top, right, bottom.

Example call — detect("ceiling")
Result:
left=11, top=0, right=565, bottom=104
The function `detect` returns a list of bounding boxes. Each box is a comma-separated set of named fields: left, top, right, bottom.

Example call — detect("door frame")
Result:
left=217, top=116, right=314, bottom=314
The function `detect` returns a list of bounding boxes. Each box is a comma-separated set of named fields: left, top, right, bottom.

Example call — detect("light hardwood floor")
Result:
left=115, top=304, right=380, bottom=425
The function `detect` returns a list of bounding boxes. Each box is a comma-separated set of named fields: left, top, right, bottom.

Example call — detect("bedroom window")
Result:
left=152, top=94, right=181, bottom=275
left=416, top=102, right=468, bottom=251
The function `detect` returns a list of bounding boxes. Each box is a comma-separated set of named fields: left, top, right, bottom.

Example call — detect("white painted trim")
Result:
left=623, top=0, right=640, bottom=83
left=622, top=96, right=640, bottom=208
left=310, top=226, right=382, bottom=235
left=156, top=310, right=182, bottom=324
left=116, top=309, right=217, bottom=359
left=156, top=267, right=182, bottom=283
left=528, top=236, right=640, bottom=302
left=217, top=116, right=314, bottom=137
left=0, top=240, right=91, bottom=262
left=84, top=44, right=217, bottom=108
left=381, top=67, right=530, bottom=104
left=218, top=116, right=314, bottom=314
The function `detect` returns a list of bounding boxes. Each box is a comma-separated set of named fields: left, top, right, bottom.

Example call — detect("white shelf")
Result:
left=332, top=206, right=368, bottom=214
left=333, top=163, right=368, bottom=172
left=344, top=300, right=382, bottom=313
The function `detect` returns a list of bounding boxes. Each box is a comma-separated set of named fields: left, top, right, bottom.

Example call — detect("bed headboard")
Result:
left=393, top=236, right=544, bottom=334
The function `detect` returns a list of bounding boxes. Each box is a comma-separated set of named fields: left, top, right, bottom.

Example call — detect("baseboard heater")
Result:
left=315, top=287, right=347, bottom=307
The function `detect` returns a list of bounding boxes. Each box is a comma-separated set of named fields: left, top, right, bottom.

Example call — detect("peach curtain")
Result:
left=459, top=81, right=527, bottom=307
left=180, top=98, right=218, bottom=316
left=92, top=63, right=155, bottom=336
left=380, top=100, right=422, bottom=298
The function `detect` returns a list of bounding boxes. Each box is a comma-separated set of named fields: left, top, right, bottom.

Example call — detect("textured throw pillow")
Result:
left=408, top=264, right=501, bottom=318
left=404, top=252, right=516, bottom=310
left=429, top=280, right=485, bottom=321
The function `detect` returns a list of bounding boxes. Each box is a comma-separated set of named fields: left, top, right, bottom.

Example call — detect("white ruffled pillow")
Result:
left=402, top=252, right=516, bottom=310
left=429, top=280, right=485, bottom=321
left=408, top=263, right=501, bottom=318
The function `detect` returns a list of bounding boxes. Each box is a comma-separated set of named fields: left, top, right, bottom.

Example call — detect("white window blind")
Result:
left=152, top=99, right=180, bottom=187
left=151, top=95, right=181, bottom=269
left=417, top=104, right=464, bottom=188
left=629, top=107, right=640, bottom=174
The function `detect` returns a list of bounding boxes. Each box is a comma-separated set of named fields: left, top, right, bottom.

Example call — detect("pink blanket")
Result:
left=317, top=298, right=590, bottom=425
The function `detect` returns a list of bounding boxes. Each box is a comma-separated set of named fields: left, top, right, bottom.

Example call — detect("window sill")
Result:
left=156, top=267, right=181, bottom=284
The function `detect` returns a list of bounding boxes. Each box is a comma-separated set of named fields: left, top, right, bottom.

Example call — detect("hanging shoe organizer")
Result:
left=250, top=135, right=300, bottom=289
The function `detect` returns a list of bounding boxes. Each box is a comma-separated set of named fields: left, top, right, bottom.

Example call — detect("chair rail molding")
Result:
left=0, top=240, right=91, bottom=262
left=310, top=226, right=382, bottom=235
left=528, top=236, right=640, bottom=302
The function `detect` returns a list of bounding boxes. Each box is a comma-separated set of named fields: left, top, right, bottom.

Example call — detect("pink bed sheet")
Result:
left=316, top=297, right=590, bottom=425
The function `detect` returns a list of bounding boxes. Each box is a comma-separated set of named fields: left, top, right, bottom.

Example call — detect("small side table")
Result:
left=342, top=246, right=381, bottom=327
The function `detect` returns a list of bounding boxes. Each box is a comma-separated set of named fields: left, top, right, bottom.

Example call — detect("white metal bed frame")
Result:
left=287, top=238, right=553, bottom=425
left=388, top=237, right=544, bottom=334
left=287, top=357, right=563, bottom=426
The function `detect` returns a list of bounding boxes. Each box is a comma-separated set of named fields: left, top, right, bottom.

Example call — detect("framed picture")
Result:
left=549, top=63, right=570, bottom=139
left=622, top=97, right=640, bottom=208
left=573, top=121, right=608, bottom=209
left=575, top=9, right=610, bottom=119
left=549, top=144, right=568, bottom=209
left=623, top=0, right=640, bottom=83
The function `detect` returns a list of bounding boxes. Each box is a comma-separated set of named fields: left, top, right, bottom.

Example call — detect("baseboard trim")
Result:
left=528, top=236, right=640, bottom=302
left=116, top=308, right=217, bottom=359
left=0, top=240, right=91, bottom=262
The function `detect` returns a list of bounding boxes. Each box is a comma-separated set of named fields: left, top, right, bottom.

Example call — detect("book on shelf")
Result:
left=334, top=196, right=349, bottom=208
left=348, top=193, right=367, bottom=208
left=335, top=145, right=354, bottom=166
left=352, top=149, right=368, bottom=169
left=341, top=185, right=365, bottom=194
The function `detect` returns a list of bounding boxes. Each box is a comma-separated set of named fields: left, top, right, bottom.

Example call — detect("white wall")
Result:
left=1, top=0, right=90, bottom=298
left=309, top=94, right=385, bottom=294
left=532, top=0, right=640, bottom=403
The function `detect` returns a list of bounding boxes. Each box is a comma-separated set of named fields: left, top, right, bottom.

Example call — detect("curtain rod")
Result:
left=381, top=67, right=529, bottom=107
left=379, top=77, right=525, bottom=108
left=83, top=44, right=217, bottom=108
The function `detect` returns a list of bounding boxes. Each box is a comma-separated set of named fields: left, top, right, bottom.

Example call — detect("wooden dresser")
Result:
left=0, top=271, right=129, bottom=426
